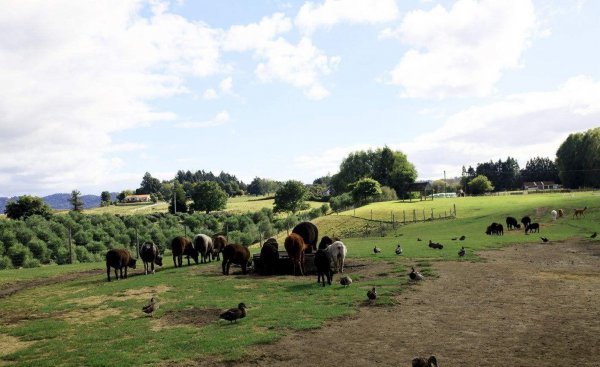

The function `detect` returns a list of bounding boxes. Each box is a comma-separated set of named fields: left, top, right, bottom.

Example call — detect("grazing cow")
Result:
left=506, top=216, right=520, bottom=230
left=525, top=222, right=540, bottom=234
left=212, top=235, right=227, bottom=261
left=171, top=236, right=198, bottom=267
left=284, top=233, right=310, bottom=276
left=521, top=216, right=532, bottom=229
left=193, top=234, right=213, bottom=264
left=259, top=238, right=279, bottom=275
left=140, top=241, right=163, bottom=275
left=222, top=244, right=251, bottom=275
left=292, top=221, right=318, bottom=254
left=327, top=241, right=347, bottom=273
left=106, top=249, right=137, bottom=281
left=314, top=248, right=333, bottom=286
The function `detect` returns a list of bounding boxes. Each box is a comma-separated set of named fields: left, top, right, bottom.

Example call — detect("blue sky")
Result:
left=1, top=0, right=599, bottom=197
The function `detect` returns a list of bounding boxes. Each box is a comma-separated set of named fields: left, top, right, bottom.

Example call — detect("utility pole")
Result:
left=444, top=170, right=447, bottom=196
left=68, top=226, right=73, bottom=264
left=173, top=189, right=177, bottom=214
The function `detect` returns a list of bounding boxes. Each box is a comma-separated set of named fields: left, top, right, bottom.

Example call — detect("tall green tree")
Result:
left=520, top=157, right=559, bottom=183
left=137, top=172, right=162, bottom=195
left=69, top=190, right=84, bottom=212
left=475, top=157, right=520, bottom=191
left=4, top=196, right=52, bottom=220
left=273, top=180, right=307, bottom=214
left=556, top=128, right=600, bottom=188
left=191, top=181, right=228, bottom=214
left=350, top=178, right=382, bottom=206
left=100, top=191, right=112, bottom=206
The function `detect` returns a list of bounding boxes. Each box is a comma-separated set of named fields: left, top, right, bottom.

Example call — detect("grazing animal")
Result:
left=486, top=222, right=504, bottom=236
left=171, top=236, right=198, bottom=267
left=573, top=206, right=587, bottom=218
left=340, top=276, right=352, bottom=287
left=428, top=240, right=443, bottom=250
left=367, top=287, right=377, bottom=302
left=417, top=238, right=422, bottom=241
left=373, top=246, right=381, bottom=253
left=292, top=221, right=319, bottom=254
left=525, top=223, right=540, bottom=234
left=558, top=209, right=564, bottom=218
left=327, top=241, right=347, bottom=273
left=541, top=237, right=549, bottom=243
left=412, top=355, right=439, bottom=367
left=409, top=267, right=424, bottom=281
left=459, top=235, right=466, bottom=241
left=105, top=249, right=137, bottom=282
left=193, top=234, right=213, bottom=264
left=220, top=303, right=247, bottom=323
left=506, top=216, right=519, bottom=230
left=551, top=210, right=558, bottom=221
left=222, top=244, right=251, bottom=275
left=314, top=248, right=334, bottom=287
left=395, top=245, right=403, bottom=255
left=259, top=238, right=279, bottom=275
left=284, top=233, right=310, bottom=276
left=458, top=246, right=466, bottom=257
left=140, top=241, right=163, bottom=275
left=212, top=235, right=227, bottom=261
left=142, top=297, right=158, bottom=317
left=521, top=216, right=532, bottom=229
left=318, top=235, right=336, bottom=250
left=591, top=232, right=597, bottom=239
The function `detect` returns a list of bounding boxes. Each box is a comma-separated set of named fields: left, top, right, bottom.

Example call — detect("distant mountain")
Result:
left=0, top=193, right=118, bottom=213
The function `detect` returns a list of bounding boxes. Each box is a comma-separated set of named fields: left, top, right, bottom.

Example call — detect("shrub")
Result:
left=23, top=258, right=41, bottom=268
left=27, top=239, right=49, bottom=263
left=0, top=256, right=12, bottom=270
left=7, top=244, right=31, bottom=268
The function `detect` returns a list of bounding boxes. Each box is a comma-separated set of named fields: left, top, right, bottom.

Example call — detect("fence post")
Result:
left=371, top=209, right=373, bottom=220
left=454, top=203, right=457, bottom=216
left=422, top=209, right=425, bottom=221
left=431, top=208, right=434, bottom=219
left=413, top=209, right=416, bottom=222
left=403, top=210, right=406, bottom=224
left=68, top=226, right=73, bottom=264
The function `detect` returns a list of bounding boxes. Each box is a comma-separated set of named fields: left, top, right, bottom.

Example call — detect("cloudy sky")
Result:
left=1, top=0, right=599, bottom=197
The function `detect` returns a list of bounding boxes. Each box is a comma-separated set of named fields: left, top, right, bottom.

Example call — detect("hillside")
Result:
left=0, top=193, right=118, bottom=212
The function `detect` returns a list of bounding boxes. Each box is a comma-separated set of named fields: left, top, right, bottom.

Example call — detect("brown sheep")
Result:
left=171, top=236, right=198, bottom=267
left=106, top=248, right=137, bottom=281
left=222, top=244, right=251, bottom=275
left=212, top=235, right=227, bottom=261
left=284, top=233, right=309, bottom=276
left=292, top=221, right=318, bottom=254
left=140, top=241, right=163, bottom=275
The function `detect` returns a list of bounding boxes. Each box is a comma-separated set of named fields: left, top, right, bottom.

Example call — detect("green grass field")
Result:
left=1, top=192, right=599, bottom=366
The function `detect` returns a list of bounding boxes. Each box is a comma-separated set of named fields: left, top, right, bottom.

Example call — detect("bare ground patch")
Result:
left=151, top=308, right=223, bottom=331
left=0, top=334, right=34, bottom=358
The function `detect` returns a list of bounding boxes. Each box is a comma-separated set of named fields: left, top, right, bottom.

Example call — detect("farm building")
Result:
left=124, top=194, right=152, bottom=203
left=523, top=181, right=561, bottom=191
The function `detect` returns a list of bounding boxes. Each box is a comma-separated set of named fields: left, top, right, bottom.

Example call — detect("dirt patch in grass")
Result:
left=151, top=308, right=223, bottom=331
left=120, top=285, right=171, bottom=300
left=210, top=239, right=600, bottom=367
left=59, top=307, right=122, bottom=324
left=0, top=269, right=102, bottom=299
left=0, top=334, right=34, bottom=357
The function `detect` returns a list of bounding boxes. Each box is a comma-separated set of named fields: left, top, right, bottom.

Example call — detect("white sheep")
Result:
left=327, top=241, right=347, bottom=273
left=551, top=209, right=557, bottom=221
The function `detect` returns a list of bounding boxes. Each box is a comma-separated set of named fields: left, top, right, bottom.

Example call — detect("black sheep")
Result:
left=521, top=216, right=532, bottom=229
left=314, top=248, right=333, bottom=287
left=506, top=216, right=520, bottom=230
left=105, top=249, right=137, bottom=281
left=259, top=238, right=279, bottom=275
left=292, top=221, right=318, bottom=254
left=525, top=222, right=540, bottom=234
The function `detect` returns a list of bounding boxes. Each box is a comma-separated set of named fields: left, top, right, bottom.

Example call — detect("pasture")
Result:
left=1, top=192, right=599, bottom=366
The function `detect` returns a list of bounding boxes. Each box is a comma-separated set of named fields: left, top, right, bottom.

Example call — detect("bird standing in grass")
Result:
left=591, top=232, right=597, bottom=239
left=458, top=246, right=466, bottom=257
left=409, top=267, right=424, bottom=281
left=395, top=245, right=403, bottom=255
left=220, top=303, right=247, bottom=323
left=541, top=237, right=549, bottom=243
left=451, top=237, right=457, bottom=240
left=367, top=287, right=377, bottom=302
left=142, top=297, right=158, bottom=317
left=459, top=235, right=466, bottom=241
left=340, top=276, right=352, bottom=287
left=417, top=238, right=422, bottom=241
left=373, top=246, right=381, bottom=254
left=412, top=355, right=439, bottom=367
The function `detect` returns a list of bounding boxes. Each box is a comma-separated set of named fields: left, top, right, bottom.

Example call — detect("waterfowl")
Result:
left=373, top=246, right=381, bottom=254
left=409, top=267, right=424, bottom=281
left=458, top=247, right=466, bottom=257
left=142, top=297, right=158, bottom=317
left=367, top=287, right=377, bottom=302
left=540, top=237, right=549, bottom=243
left=459, top=235, right=466, bottom=241
left=591, top=232, right=597, bottom=239
left=340, top=276, right=352, bottom=287
left=412, top=355, right=438, bottom=367
left=395, top=245, right=403, bottom=255
left=220, top=302, right=247, bottom=323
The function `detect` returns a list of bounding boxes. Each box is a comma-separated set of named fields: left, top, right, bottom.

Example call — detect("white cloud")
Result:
left=400, top=75, right=600, bottom=179
left=294, top=144, right=376, bottom=178
left=174, top=110, right=230, bottom=129
left=384, top=0, right=537, bottom=98
left=219, top=77, right=234, bottom=94
left=224, top=14, right=340, bottom=99
left=202, top=88, right=218, bottom=100
left=296, top=0, right=399, bottom=34
left=0, top=0, right=224, bottom=195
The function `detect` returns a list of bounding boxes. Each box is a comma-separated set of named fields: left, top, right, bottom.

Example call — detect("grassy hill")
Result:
left=1, top=192, right=598, bottom=365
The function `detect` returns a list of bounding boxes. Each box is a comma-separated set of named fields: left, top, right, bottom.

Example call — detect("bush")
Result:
left=330, top=193, right=353, bottom=212
left=74, top=246, right=95, bottom=263
left=377, top=186, right=398, bottom=201
left=23, top=258, right=41, bottom=268
left=0, top=256, right=12, bottom=270
left=27, top=239, right=49, bottom=263
left=7, top=244, right=31, bottom=268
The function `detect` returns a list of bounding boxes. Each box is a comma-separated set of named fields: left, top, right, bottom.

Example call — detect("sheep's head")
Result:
left=128, top=258, right=137, bottom=269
